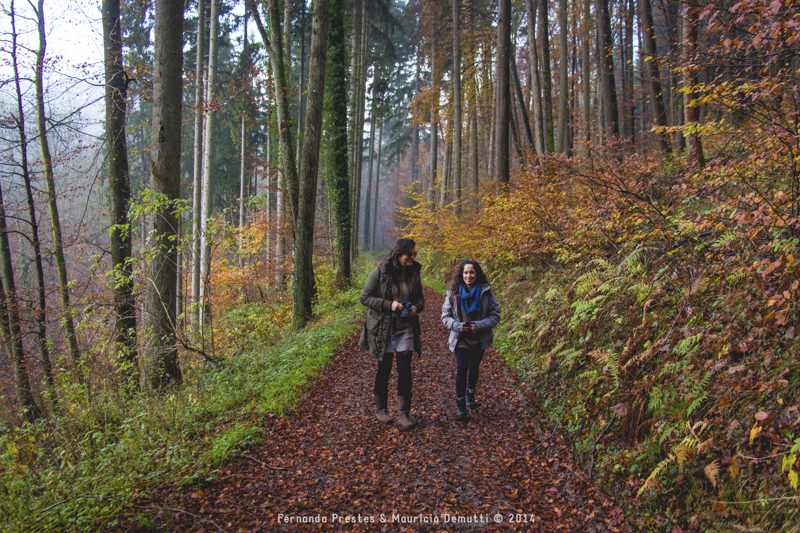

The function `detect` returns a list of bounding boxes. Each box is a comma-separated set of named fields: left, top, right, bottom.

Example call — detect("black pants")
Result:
left=455, top=347, right=484, bottom=398
left=374, top=351, right=413, bottom=398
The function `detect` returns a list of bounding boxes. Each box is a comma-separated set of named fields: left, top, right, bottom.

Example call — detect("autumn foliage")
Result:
left=401, top=2, right=800, bottom=529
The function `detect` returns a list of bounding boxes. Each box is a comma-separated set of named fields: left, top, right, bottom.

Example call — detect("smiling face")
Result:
left=462, top=264, right=477, bottom=288
left=400, top=249, right=416, bottom=269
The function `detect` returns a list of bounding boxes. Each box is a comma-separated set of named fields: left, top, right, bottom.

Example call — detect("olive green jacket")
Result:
left=359, top=261, right=424, bottom=360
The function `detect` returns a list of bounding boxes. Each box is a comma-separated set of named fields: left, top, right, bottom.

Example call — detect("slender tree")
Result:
left=525, top=0, right=546, bottom=154
left=452, top=0, right=462, bottom=213
left=496, top=0, right=511, bottom=184
left=682, top=2, right=704, bottom=167
left=103, top=0, right=138, bottom=383
left=538, top=0, right=555, bottom=152
left=191, top=0, right=206, bottom=311
left=638, top=0, right=670, bottom=152
left=32, top=0, right=81, bottom=363
left=293, top=0, right=331, bottom=329
left=147, top=0, right=184, bottom=387
left=556, top=0, right=569, bottom=153
left=596, top=0, right=620, bottom=137
left=199, top=0, right=220, bottom=326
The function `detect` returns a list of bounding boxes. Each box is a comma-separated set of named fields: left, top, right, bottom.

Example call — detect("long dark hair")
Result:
left=382, top=238, right=419, bottom=297
left=448, top=259, right=489, bottom=292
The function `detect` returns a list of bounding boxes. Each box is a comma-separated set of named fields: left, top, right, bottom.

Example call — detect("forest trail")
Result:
left=145, top=286, right=628, bottom=532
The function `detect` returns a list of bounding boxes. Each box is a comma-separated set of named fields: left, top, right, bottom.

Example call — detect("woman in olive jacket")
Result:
left=359, top=239, right=424, bottom=430
left=441, top=259, right=500, bottom=420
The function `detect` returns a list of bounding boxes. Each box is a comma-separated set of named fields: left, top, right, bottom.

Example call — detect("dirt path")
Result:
left=145, top=286, right=627, bottom=532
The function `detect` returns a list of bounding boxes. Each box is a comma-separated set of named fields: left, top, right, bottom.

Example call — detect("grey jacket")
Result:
left=441, top=283, right=501, bottom=353
left=359, top=261, right=424, bottom=360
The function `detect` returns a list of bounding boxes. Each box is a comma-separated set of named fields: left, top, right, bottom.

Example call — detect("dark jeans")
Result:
left=455, top=347, right=484, bottom=398
left=374, top=351, right=413, bottom=398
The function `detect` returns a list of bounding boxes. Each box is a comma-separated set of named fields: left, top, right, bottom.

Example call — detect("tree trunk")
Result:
left=452, top=0, right=462, bottom=214
left=596, top=0, right=620, bottom=137
left=412, top=46, right=421, bottom=192
left=525, top=0, right=545, bottom=155
left=556, top=0, right=569, bottom=153
left=511, top=49, right=534, bottom=150
left=371, top=121, right=383, bottom=250
left=624, top=0, right=635, bottom=141
left=6, top=1, right=43, bottom=419
left=239, top=115, right=246, bottom=270
left=582, top=0, right=592, bottom=145
left=638, top=0, right=670, bottom=153
left=682, top=2, right=704, bottom=167
left=496, top=0, right=511, bottom=184
left=349, top=0, right=363, bottom=259
left=296, top=2, right=307, bottom=167
left=247, top=0, right=299, bottom=229
left=538, top=0, right=555, bottom=152
left=33, top=0, right=81, bottom=363
left=147, top=0, right=184, bottom=387
left=327, top=0, right=350, bottom=282
left=191, top=0, right=206, bottom=314
left=293, top=0, right=330, bottom=329
left=103, top=0, right=138, bottom=385
left=364, top=86, right=376, bottom=249
left=430, top=41, right=439, bottom=204
left=199, top=0, right=220, bottom=327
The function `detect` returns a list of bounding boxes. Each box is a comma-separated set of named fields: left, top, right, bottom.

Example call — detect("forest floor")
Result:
left=127, top=286, right=628, bottom=532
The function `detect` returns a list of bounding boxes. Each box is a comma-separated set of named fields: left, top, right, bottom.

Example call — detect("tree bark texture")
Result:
left=191, top=0, right=206, bottom=310
left=103, top=0, right=138, bottom=383
left=525, top=0, right=546, bottom=155
left=682, top=2, right=704, bottom=167
left=538, top=0, right=555, bottom=152
left=496, top=0, right=511, bottom=184
left=596, top=0, right=620, bottom=137
left=452, top=0, right=462, bottom=214
left=293, top=0, right=330, bottom=329
left=147, top=0, right=184, bottom=387
left=327, top=0, right=350, bottom=282
left=556, top=0, right=569, bottom=153
left=638, top=0, right=670, bottom=153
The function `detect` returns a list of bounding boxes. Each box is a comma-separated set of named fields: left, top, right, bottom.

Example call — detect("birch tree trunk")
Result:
left=147, top=0, right=184, bottom=387
left=199, top=0, right=220, bottom=327
left=33, top=0, right=80, bottom=363
left=191, top=0, right=206, bottom=312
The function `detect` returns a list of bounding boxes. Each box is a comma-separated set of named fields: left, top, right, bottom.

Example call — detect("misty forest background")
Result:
left=1, top=0, right=799, bottom=530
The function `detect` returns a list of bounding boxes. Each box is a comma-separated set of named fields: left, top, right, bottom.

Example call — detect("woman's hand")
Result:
left=408, top=306, right=418, bottom=318
left=462, top=322, right=477, bottom=332
left=391, top=300, right=403, bottom=312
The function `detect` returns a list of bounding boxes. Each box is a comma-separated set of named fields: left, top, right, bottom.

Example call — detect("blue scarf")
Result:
left=459, top=283, right=481, bottom=315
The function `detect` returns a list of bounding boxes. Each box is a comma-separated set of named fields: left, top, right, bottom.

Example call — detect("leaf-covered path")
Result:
left=149, top=286, right=627, bottom=532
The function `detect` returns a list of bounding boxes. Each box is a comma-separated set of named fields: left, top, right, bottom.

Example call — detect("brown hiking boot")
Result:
left=374, top=393, right=393, bottom=424
left=396, top=395, right=416, bottom=430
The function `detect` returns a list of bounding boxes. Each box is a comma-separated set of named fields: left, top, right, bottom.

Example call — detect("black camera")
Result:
left=398, top=300, right=412, bottom=318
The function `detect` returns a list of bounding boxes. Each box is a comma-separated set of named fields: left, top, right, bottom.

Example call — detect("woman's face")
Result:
left=400, top=249, right=416, bottom=269
left=462, top=264, right=477, bottom=287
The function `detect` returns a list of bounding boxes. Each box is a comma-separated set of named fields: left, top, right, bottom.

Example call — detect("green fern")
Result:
left=726, top=270, right=746, bottom=286
left=574, top=272, right=602, bottom=296
left=686, top=372, right=712, bottom=417
left=711, top=230, right=738, bottom=249
left=674, top=333, right=702, bottom=356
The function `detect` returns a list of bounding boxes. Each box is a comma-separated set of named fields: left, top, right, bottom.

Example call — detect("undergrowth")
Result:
left=0, top=258, right=370, bottom=532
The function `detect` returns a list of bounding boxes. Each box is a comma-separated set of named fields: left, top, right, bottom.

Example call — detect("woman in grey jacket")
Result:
left=441, top=259, right=500, bottom=420
left=359, top=239, right=424, bottom=430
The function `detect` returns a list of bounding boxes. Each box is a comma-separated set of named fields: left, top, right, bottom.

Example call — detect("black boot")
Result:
left=466, top=388, right=480, bottom=408
left=396, top=395, right=416, bottom=430
left=456, top=397, right=468, bottom=420
left=373, top=393, right=393, bottom=424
